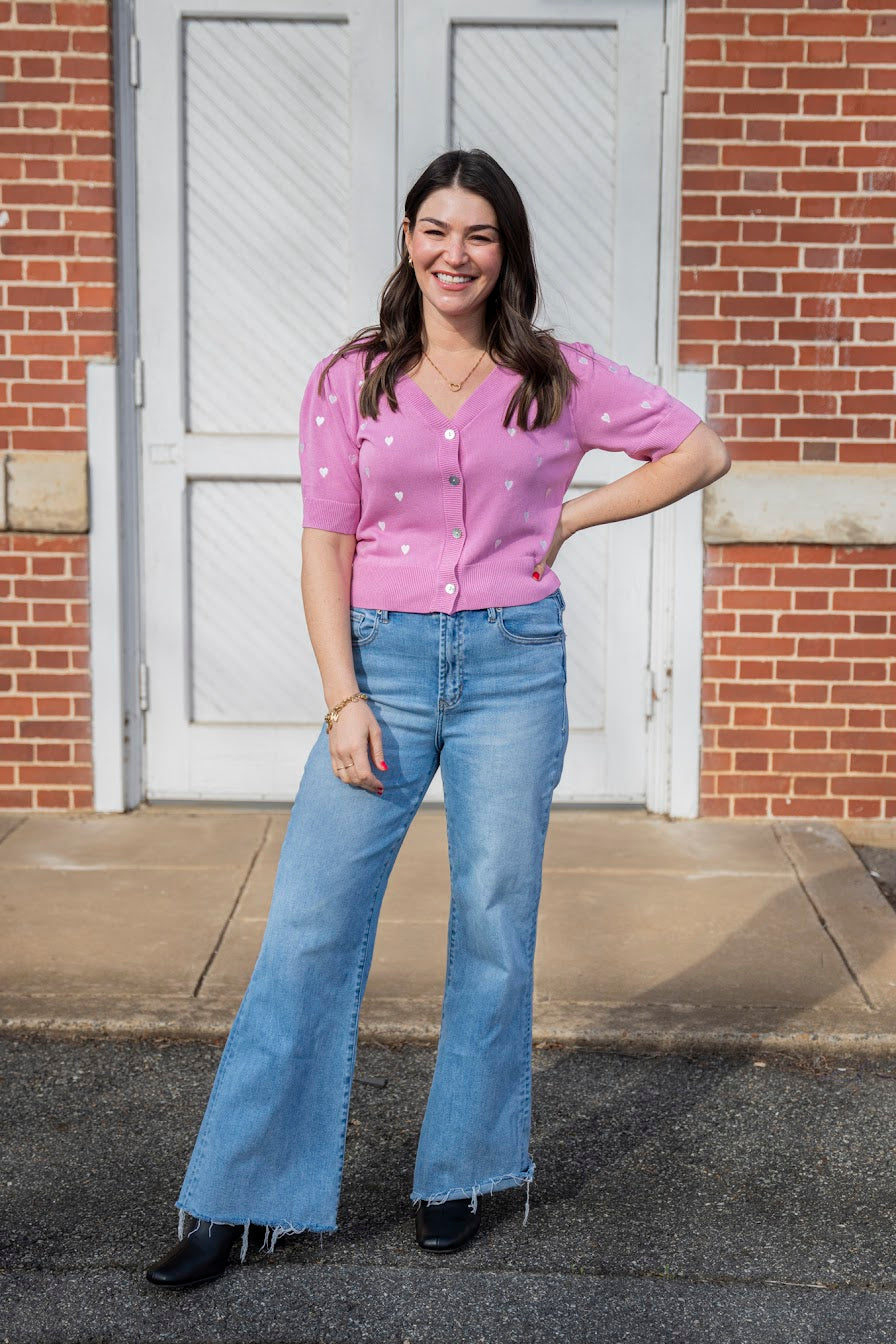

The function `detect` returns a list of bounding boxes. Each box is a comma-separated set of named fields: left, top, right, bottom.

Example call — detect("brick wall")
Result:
left=683, top=0, right=896, bottom=819
left=703, top=544, right=896, bottom=820
left=0, top=534, right=91, bottom=808
left=0, top=1, right=114, bottom=808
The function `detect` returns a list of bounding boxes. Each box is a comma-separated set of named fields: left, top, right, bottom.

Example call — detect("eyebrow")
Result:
left=419, top=217, right=500, bottom=233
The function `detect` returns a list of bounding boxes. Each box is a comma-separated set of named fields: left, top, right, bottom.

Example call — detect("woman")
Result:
left=145, top=147, right=729, bottom=1289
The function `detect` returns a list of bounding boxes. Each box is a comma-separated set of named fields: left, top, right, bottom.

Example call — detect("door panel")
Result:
left=399, top=0, right=666, bottom=801
left=451, top=21, right=616, bottom=348
left=136, top=0, right=395, bottom=799
left=138, top=0, right=668, bottom=802
left=184, top=18, right=353, bottom=433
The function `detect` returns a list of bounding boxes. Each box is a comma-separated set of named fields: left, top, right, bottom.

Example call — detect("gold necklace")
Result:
left=422, top=346, right=488, bottom=393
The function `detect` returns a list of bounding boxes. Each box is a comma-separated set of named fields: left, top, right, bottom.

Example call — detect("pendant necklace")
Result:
left=423, top=346, right=488, bottom=393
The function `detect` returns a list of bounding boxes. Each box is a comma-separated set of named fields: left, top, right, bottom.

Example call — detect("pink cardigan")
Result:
left=298, top=341, right=702, bottom=614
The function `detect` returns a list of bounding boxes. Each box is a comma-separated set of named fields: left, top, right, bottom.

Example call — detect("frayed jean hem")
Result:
left=175, top=1203, right=338, bottom=1264
left=409, top=1159, right=535, bottom=1226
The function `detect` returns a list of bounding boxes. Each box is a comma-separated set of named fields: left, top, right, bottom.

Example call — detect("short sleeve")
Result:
left=568, top=342, right=702, bottom=464
left=299, top=354, right=362, bottom=534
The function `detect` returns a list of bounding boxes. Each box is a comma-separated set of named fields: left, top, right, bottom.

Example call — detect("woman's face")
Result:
left=403, top=186, right=503, bottom=328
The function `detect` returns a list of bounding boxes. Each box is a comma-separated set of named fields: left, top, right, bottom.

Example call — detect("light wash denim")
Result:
left=175, top=589, right=569, bottom=1262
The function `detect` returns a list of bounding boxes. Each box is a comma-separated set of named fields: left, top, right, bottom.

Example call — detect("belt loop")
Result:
left=378, top=609, right=390, bottom=622
left=486, top=606, right=497, bottom=622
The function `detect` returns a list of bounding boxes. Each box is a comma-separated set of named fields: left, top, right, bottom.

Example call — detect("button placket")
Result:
left=438, top=426, right=465, bottom=611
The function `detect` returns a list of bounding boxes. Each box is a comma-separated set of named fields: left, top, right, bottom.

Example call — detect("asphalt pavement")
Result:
left=2, top=1037, right=896, bottom=1343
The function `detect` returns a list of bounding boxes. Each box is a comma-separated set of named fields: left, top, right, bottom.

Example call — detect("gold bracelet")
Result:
left=324, top=691, right=368, bottom=734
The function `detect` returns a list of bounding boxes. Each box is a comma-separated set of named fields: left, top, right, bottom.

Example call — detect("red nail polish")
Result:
left=532, top=570, right=541, bottom=580
left=380, top=761, right=388, bottom=769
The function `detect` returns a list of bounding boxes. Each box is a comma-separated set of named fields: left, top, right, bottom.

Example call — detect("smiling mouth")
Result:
left=434, top=272, right=475, bottom=286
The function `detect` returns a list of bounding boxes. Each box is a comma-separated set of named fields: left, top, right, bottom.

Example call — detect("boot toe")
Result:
left=415, top=1196, right=482, bottom=1253
left=145, top=1221, right=241, bottom=1288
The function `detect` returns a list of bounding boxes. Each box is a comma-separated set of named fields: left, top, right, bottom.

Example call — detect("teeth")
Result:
left=435, top=273, right=472, bottom=285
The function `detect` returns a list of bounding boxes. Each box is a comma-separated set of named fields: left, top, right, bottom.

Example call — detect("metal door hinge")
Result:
left=138, top=663, right=150, bottom=713
left=129, top=34, right=140, bottom=88
left=134, top=355, right=144, bottom=408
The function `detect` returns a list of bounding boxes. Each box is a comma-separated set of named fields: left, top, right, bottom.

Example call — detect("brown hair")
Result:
left=318, top=148, right=576, bottom=431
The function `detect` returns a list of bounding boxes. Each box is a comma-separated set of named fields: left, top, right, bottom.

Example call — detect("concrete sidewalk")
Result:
left=2, top=808, right=896, bottom=1057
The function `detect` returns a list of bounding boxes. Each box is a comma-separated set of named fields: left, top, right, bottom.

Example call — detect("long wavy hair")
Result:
left=317, top=148, right=576, bottom=431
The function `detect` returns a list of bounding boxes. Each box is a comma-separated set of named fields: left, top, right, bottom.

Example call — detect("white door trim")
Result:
left=89, top=0, right=144, bottom=812
left=646, top=0, right=703, bottom=818
left=98, top=0, right=701, bottom=813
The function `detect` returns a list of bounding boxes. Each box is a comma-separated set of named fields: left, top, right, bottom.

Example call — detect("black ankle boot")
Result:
left=145, top=1218, right=242, bottom=1288
left=415, top=1196, right=482, bottom=1252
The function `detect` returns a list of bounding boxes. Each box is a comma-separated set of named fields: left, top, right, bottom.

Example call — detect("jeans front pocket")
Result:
left=349, top=606, right=381, bottom=646
left=496, top=591, right=565, bottom=645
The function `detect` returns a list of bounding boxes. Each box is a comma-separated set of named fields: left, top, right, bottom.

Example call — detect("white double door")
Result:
left=135, top=0, right=670, bottom=802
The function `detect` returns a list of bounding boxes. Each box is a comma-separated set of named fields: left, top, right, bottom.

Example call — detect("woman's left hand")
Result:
left=531, top=512, right=573, bottom=582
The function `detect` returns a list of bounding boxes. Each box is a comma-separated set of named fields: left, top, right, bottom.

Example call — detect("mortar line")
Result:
left=773, top=821, right=875, bottom=1011
left=192, top=816, right=272, bottom=999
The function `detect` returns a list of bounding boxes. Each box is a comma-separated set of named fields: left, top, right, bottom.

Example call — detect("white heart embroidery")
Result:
left=563, top=439, right=570, bottom=451
left=364, top=466, right=370, bottom=477
left=535, top=455, right=543, bottom=467
left=315, top=416, right=325, bottom=426
left=524, top=510, right=530, bottom=521
left=358, top=378, right=364, bottom=386
left=378, top=520, right=386, bottom=530
left=318, top=466, right=328, bottom=477
left=348, top=453, right=358, bottom=464
left=540, top=539, right=548, bottom=549
left=601, top=413, right=611, bottom=423
left=401, top=544, right=410, bottom=554
left=360, top=421, right=367, bottom=432
left=385, top=436, right=394, bottom=446
left=641, top=400, right=652, bottom=409
left=329, top=394, right=338, bottom=404
left=395, top=491, right=403, bottom=500
left=505, top=480, right=514, bottom=490
left=507, top=427, right=516, bottom=437
left=494, top=538, right=502, bottom=548
left=578, top=356, right=588, bottom=365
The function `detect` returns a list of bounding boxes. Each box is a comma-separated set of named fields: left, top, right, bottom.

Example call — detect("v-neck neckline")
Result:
left=397, top=362, right=512, bottom=428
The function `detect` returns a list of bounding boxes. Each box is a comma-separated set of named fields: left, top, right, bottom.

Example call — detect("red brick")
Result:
left=771, top=752, right=848, bottom=771
left=793, top=777, right=829, bottom=796
left=733, top=796, right=770, bottom=817
left=0, top=790, right=34, bottom=808
left=771, top=798, right=844, bottom=818
left=847, top=798, right=884, bottom=819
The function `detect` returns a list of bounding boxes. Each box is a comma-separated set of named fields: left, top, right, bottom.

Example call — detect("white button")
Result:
left=445, top=583, right=456, bottom=594
left=444, top=428, right=456, bottom=440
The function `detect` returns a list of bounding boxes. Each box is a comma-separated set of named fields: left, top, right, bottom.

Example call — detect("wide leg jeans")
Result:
left=175, top=589, right=570, bottom=1260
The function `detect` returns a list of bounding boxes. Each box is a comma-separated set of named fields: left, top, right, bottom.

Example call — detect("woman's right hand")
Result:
left=328, top=700, right=387, bottom=795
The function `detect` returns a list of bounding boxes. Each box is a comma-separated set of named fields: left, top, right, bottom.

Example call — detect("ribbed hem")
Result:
left=302, top=497, right=360, bottom=533
left=350, top=558, right=560, bottom=613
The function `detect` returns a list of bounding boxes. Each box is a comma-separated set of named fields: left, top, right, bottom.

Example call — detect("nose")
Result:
left=442, top=232, right=468, bottom=268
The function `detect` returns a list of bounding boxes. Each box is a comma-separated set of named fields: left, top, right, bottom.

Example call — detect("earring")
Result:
left=408, top=254, right=413, bottom=267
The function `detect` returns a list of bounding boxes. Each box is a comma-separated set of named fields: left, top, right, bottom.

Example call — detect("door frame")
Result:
left=94, top=0, right=701, bottom=815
